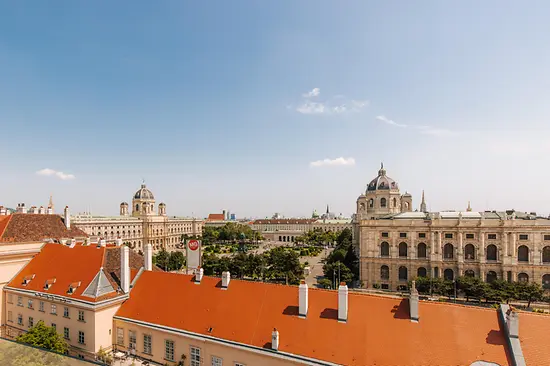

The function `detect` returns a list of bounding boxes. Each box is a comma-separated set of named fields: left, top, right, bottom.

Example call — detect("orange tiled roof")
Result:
left=116, top=273, right=512, bottom=366
left=0, top=214, right=87, bottom=243
left=0, top=215, right=11, bottom=238
left=7, top=243, right=152, bottom=303
left=520, top=312, right=550, bottom=366
left=207, top=214, right=225, bottom=221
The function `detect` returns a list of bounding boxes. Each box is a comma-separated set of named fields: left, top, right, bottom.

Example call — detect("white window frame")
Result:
left=212, top=356, right=223, bottom=366
left=17, top=313, right=23, bottom=325
left=51, top=304, right=57, bottom=315
left=116, top=327, right=124, bottom=346
left=78, top=331, right=85, bottom=345
left=129, top=330, right=137, bottom=350
left=28, top=316, right=34, bottom=327
left=78, top=310, right=85, bottom=322
left=143, top=334, right=152, bottom=354
left=39, top=301, right=45, bottom=312
left=63, top=307, right=70, bottom=318
left=190, top=346, right=201, bottom=366
left=165, top=340, right=175, bottom=362
left=28, top=299, right=33, bottom=309
left=64, top=327, right=70, bottom=340
left=17, top=296, right=23, bottom=306
left=7, top=311, right=12, bottom=323
left=8, top=293, right=13, bottom=304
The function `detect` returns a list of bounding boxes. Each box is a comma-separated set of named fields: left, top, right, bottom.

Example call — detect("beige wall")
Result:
left=113, top=319, right=308, bottom=366
left=93, top=303, right=122, bottom=353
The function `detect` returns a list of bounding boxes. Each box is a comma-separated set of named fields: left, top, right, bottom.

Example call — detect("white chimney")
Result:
left=68, top=239, right=76, bottom=248
left=17, top=203, right=27, bottom=214
left=271, top=328, right=279, bottom=351
left=99, top=239, right=106, bottom=247
left=115, top=238, right=123, bottom=247
left=31, top=206, right=39, bottom=214
left=38, top=206, right=45, bottom=214
left=64, top=206, right=70, bottom=229
left=506, top=308, right=519, bottom=338
left=409, top=280, right=419, bottom=322
left=222, top=271, right=230, bottom=289
left=194, top=267, right=204, bottom=283
left=299, top=280, right=308, bottom=318
left=47, top=206, right=53, bottom=215
left=338, top=282, right=348, bottom=323
left=0, top=207, right=5, bottom=215
left=121, top=246, right=130, bottom=293
left=144, top=244, right=153, bottom=271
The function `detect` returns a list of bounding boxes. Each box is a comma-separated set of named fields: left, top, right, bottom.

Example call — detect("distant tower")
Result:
left=466, top=201, right=472, bottom=212
left=120, top=202, right=129, bottom=216
left=420, top=190, right=427, bottom=213
left=158, top=202, right=167, bottom=216
left=48, top=195, right=54, bottom=213
left=326, top=204, right=330, bottom=215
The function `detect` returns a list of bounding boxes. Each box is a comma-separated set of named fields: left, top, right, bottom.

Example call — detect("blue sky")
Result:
left=1, top=1, right=550, bottom=218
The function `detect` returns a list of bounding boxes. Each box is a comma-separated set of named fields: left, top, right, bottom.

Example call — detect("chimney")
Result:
left=30, top=206, right=38, bottom=214
left=338, top=282, right=348, bottom=323
left=144, top=244, right=153, bottom=271
left=0, top=206, right=5, bottom=215
left=68, top=239, right=76, bottom=248
left=299, top=280, right=308, bottom=318
left=99, top=239, right=106, bottom=247
left=506, top=307, right=519, bottom=338
left=194, top=267, right=204, bottom=283
left=222, top=210, right=226, bottom=220
left=271, top=328, right=279, bottom=351
left=221, top=271, right=230, bottom=289
left=17, top=203, right=27, bottom=214
left=115, top=238, right=123, bottom=247
left=409, top=280, right=419, bottom=322
left=47, top=206, right=53, bottom=215
left=64, top=206, right=70, bottom=229
left=38, top=206, right=45, bottom=214
left=121, top=246, right=130, bottom=293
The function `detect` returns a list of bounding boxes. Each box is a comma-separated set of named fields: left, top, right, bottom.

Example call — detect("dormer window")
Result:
left=67, top=281, right=81, bottom=295
left=22, top=274, right=35, bottom=285
left=44, top=278, right=56, bottom=290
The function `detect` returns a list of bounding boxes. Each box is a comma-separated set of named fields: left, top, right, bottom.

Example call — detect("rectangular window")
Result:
left=17, top=296, right=23, bottom=306
left=51, top=304, right=57, bottom=315
left=78, top=310, right=85, bottom=322
left=190, top=346, right=201, bottom=366
left=52, top=323, right=56, bottom=330
left=8, top=293, right=13, bottom=304
left=143, top=334, right=152, bottom=354
left=165, top=340, right=175, bottom=362
left=64, top=327, right=70, bottom=340
left=28, top=317, right=34, bottom=327
left=445, top=233, right=453, bottom=239
left=78, top=331, right=85, bottom=345
left=399, top=233, right=407, bottom=238
left=28, top=299, right=33, bottom=309
left=117, top=328, right=124, bottom=346
left=381, top=232, right=389, bottom=238
left=488, top=234, right=497, bottom=240
left=234, top=363, right=245, bottom=366
left=129, top=330, right=137, bottom=350
left=466, top=233, right=475, bottom=239
left=211, top=356, right=223, bottom=366
left=7, top=311, right=12, bottom=323
left=63, top=307, right=70, bottom=318
left=519, top=234, right=529, bottom=240
left=39, top=301, right=45, bottom=312
left=418, top=233, right=426, bottom=238
left=17, top=314, right=23, bottom=326
left=545, top=234, right=550, bottom=241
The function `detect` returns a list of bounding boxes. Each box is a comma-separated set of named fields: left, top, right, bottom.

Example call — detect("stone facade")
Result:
left=354, top=166, right=550, bottom=291
left=250, top=218, right=352, bottom=243
left=72, top=184, right=203, bottom=252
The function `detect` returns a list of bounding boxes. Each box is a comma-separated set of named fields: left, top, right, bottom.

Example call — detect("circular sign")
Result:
left=188, top=240, right=199, bottom=251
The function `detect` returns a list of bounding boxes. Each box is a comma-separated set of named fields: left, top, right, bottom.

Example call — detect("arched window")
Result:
left=444, top=268, right=454, bottom=281
left=392, top=198, right=397, bottom=207
left=464, top=244, right=475, bottom=260
left=360, top=203, right=366, bottom=211
left=135, top=204, right=139, bottom=212
left=380, top=242, right=390, bottom=257
left=380, top=265, right=389, bottom=280
left=518, top=273, right=529, bottom=283
left=417, top=267, right=427, bottom=277
left=417, top=243, right=427, bottom=258
left=486, top=245, right=497, bottom=261
left=398, top=266, right=408, bottom=281
left=543, top=246, right=550, bottom=263
left=369, top=199, right=374, bottom=208
left=380, top=198, right=387, bottom=208
left=465, top=270, right=475, bottom=277
left=486, top=271, right=497, bottom=283
left=518, top=245, right=529, bottom=262
left=542, top=274, right=550, bottom=289
left=444, top=243, right=454, bottom=259
left=399, top=242, right=408, bottom=257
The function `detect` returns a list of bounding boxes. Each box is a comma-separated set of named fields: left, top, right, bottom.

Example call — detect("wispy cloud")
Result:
left=302, top=87, right=320, bottom=98
left=375, top=115, right=455, bottom=137
left=376, top=115, right=407, bottom=128
left=294, top=88, right=368, bottom=115
left=36, top=168, right=76, bottom=180
left=310, top=157, right=356, bottom=167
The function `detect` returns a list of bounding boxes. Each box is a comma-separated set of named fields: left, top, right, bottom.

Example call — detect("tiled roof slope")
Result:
left=0, top=215, right=11, bottom=238
left=7, top=243, right=153, bottom=303
left=207, top=214, right=225, bottom=221
left=520, top=312, right=550, bottom=366
left=116, top=272, right=512, bottom=366
left=0, top=214, right=87, bottom=243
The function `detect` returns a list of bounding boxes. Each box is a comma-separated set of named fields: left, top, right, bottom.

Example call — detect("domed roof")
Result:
left=134, top=184, right=155, bottom=200
left=367, top=163, right=399, bottom=192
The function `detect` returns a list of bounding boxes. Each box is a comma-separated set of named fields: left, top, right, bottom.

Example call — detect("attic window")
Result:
left=207, top=327, right=213, bottom=333
left=22, top=274, right=35, bottom=285
left=44, top=278, right=56, bottom=290
left=67, top=281, right=81, bottom=295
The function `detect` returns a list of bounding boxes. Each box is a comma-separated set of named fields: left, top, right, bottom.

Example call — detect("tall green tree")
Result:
left=16, top=321, right=68, bottom=354
left=517, top=282, right=544, bottom=307
left=168, top=251, right=186, bottom=271
left=153, top=248, right=170, bottom=271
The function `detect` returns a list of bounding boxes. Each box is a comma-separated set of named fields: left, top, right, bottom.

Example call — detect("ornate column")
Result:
left=503, top=232, right=509, bottom=257
left=511, top=233, right=517, bottom=259
left=437, top=231, right=442, bottom=254
left=480, top=232, right=486, bottom=263
left=430, top=231, right=436, bottom=255
left=458, top=232, right=464, bottom=254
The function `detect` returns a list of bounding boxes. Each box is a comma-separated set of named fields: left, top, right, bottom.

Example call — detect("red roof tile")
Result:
left=116, top=273, right=512, bottom=365
left=207, top=214, right=225, bottom=221
left=0, top=214, right=87, bottom=243
left=0, top=215, right=12, bottom=238
left=520, top=312, right=550, bottom=366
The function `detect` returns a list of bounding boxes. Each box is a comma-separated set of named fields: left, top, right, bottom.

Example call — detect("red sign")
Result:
left=188, top=240, right=199, bottom=251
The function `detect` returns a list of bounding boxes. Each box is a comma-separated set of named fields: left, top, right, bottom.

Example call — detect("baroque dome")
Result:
left=134, top=184, right=155, bottom=200
left=367, top=164, right=399, bottom=192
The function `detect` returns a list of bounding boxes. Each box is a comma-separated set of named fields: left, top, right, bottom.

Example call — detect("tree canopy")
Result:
left=16, top=321, right=68, bottom=354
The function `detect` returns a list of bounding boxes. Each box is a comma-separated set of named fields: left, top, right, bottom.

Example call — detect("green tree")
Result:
left=336, top=228, right=353, bottom=246
left=16, top=320, right=68, bottom=354
left=322, top=261, right=354, bottom=286
left=265, top=247, right=303, bottom=285
left=168, top=251, right=186, bottom=271
left=154, top=248, right=170, bottom=271
left=517, top=282, right=544, bottom=307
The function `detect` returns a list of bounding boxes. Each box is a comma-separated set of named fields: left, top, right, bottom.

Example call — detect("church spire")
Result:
left=420, top=190, right=427, bottom=213
left=48, top=194, right=54, bottom=212
left=326, top=204, right=330, bottom=214
left=467, top=201, right=472, bottom=212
